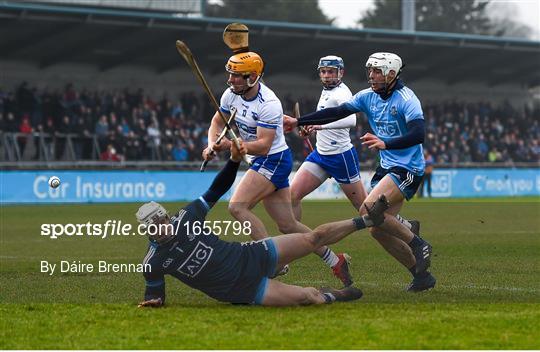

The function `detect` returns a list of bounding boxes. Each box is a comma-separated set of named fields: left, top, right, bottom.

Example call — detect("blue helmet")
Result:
left=317, top=55, right=345, bottom=70
left=317, top=55, right=344, bottom=88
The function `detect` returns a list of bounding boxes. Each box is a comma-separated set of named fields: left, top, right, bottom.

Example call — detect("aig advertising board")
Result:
left=1, top=169, right=538, bottom=204
left=427, top=169, right=539, bottom=197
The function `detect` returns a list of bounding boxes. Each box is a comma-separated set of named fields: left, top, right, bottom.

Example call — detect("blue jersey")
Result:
left=142, top=198, right=250, bottom=303
left=140, top=159, right=279, bottom=305
left=344, top=85, right=425, bottom=175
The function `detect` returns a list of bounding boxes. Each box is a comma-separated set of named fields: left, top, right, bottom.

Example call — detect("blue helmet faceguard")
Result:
left=317, top=55, right=344, bottom=88
left=318, top=55, right=345, bottom=70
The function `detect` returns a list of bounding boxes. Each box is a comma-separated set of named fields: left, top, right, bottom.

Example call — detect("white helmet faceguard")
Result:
left=317, top=55, right=344, bottom=88
left=136, top=201, right=168, bottom=227
left=365, top=52, right=402, bottom=78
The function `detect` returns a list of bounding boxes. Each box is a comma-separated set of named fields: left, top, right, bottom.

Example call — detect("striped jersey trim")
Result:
left=142, top=246, right=156, bottom=267
left=199, top=196, right=210, bottom=211
left=257, top=122, right=278, bottom=129
left=397, top=87, right=413, bottom=101
left=398, top=171, right=414, bottom=190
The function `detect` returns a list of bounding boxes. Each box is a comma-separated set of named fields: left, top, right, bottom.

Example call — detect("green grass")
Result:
left=1, top=198, right=539, bottom=349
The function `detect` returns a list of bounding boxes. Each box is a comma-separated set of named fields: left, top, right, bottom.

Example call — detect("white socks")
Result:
left=396, top=214, right=412, bottom=230
left=321, top=247, right=339, bottom=268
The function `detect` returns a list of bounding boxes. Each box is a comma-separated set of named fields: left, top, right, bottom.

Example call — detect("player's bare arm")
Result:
left=287, top=104, right=357, bottom=133
left=203, top=110, right=232, bottom=160
left=243, top=127, right=275, bottom=155
left=230, top=138, right=247, bottom=161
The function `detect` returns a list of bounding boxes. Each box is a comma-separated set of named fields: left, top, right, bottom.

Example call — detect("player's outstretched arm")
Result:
left=297, top=104, right=357, bottom=127
left=319, top=113, right=356, bottom=130
left=139, top=273, right=166, bottom=308
left=283, top=104, right=357, bottom=133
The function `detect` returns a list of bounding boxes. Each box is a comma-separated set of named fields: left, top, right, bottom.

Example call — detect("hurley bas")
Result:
left=40, top=260, right=151, bottom=276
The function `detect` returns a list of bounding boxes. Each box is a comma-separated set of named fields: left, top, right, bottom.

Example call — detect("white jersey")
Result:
left=220, top=82, right=288, bottom=155
left=315, top=82, right=356, bottom=155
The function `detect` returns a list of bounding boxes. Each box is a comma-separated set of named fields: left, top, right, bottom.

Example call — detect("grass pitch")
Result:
left=1, top=198, right=539, bottom=349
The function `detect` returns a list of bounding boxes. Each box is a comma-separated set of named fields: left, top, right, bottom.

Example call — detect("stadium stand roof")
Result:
left=1, top=0, right=539, bottom=87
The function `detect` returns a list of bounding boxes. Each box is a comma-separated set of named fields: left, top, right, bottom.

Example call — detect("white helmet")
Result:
left=136, top=201, right=168, bottom=227
left=365, top=52, right=402, bottom=77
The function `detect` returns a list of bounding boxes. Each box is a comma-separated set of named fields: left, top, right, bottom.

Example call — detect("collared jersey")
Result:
left=344, top=86, right=425, bottom=175
left=316, top=82, right=355, bottom=155
left=220, top=83, right=288, bottom=155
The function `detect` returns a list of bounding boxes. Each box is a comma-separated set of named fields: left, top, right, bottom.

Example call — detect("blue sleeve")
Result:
left=344, top=90, right=367, bottom=114
left=403, top=94, right=424, bottom=123
left=176, top=160, right=239, bottom=233
left=201, top=159, right=240, bottom=208
left=385, top=119, right=425, bottom=150
left=297, top=103, right=357, bottom=126
left=178, top=158, right=238, bottom=224
left=144, top=267, right=166, bottom=303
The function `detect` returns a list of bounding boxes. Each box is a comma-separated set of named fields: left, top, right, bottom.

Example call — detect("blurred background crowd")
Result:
left=1, top=81, right=538, bottom=164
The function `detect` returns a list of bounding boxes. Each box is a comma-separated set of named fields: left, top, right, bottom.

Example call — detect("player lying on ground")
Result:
left=284, top=52, right=435, bottom=292
left=202, top=50, right=352, bottom=285
left=137, top=141, right=389, bottom=307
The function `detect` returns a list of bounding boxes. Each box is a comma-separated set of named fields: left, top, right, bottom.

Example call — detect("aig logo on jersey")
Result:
left=376, top=121, right=401, bottom=137
left=177, top=242, right=213, bottom=278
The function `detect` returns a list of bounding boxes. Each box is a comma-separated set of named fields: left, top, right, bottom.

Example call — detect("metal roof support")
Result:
left=402, top=0, right=415, bottom=32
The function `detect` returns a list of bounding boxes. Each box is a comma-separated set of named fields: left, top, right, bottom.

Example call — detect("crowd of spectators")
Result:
left=1, top=81, right=538, bottom=164
left=350, top=99, right=540, bottom=165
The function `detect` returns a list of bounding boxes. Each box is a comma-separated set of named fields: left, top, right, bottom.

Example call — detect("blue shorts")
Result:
left=227, top=238, right=279, bottom=305
left=250, top=149, right=293, bottom=190
left=371, top=166, right=424, bottom=201
left=305, top=147, right=361, bottom=184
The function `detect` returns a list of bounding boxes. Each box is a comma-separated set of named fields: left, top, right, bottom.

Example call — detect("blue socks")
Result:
left=409, top=235, right=423, bottom=248
left=352, top=216, right=368, bottom=230
left=409, top=266, right=429, bottom=279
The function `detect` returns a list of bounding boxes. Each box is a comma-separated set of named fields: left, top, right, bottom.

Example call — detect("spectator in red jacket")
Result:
left=100, top=144, right=123, bottom=162
left=18, top=114, right=33, bottom=156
